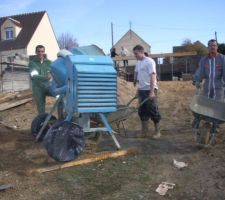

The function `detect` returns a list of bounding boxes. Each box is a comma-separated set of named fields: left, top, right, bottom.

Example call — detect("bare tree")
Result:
left=218, top=43, right=225, bottom=55
left=182, top=38, right=192, bottom=46
left=58, top=33, right=79, bottom=50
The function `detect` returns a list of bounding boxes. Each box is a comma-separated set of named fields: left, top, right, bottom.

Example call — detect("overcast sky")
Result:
left=1, top=0, right=225, bottom=54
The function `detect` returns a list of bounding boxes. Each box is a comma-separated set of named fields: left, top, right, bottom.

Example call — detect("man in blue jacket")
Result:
left=193, top=39, right=225, bottom=101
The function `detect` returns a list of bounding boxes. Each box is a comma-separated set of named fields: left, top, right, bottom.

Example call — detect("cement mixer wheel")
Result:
left=31, top=113, right=57, bottom=142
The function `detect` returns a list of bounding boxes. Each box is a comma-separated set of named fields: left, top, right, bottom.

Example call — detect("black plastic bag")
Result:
left=44, top=121, right=85, bottom=162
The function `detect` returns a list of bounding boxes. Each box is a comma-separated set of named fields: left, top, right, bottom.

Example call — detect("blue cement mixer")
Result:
left=31, top=45, right=121, bottom=162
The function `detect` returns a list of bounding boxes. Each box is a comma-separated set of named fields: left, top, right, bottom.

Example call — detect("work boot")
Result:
left=142, top=121, right=149, bottom=135
left=152, top=122, right=161, bottom=139
left=136, top=121, right=148, bottom=138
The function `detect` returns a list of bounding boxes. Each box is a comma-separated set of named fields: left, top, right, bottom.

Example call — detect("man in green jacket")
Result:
left=29, top=45, right=52, bottom=114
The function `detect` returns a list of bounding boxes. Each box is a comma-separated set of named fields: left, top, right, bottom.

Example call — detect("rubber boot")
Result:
left=140, top=121, right=148, bottom=137
left=135, top=121, right=149, bottom=138
left=153, top=122, right=161, bottom=139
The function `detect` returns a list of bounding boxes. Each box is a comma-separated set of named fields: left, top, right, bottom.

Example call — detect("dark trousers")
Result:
left=138, top=89, right=161, bottom=123
left=32, top=84, right=52, bottom=114
left=123, top=60, right=128, bottom=67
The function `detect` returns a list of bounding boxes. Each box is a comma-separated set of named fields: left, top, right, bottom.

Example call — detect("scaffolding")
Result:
left=0, top=54, right=30, bottom=93
left=113, top=51, right=198, bottom=81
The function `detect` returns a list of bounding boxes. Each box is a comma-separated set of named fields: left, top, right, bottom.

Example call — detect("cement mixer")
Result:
left=31, top=45, right=120, bottom=162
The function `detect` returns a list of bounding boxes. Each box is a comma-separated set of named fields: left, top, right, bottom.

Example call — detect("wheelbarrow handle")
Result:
left=138, top=98, right=150, bottom=108
left=125, top=97, right=149, bottom=116
left=126, top=96, right=150, bottom=108
left=126, top=96, right=138, bottom=107
left=193, top=81, right=201, bottom=95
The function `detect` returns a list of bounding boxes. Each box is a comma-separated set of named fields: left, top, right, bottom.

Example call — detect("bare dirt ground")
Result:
left=0, top=80, right=225, bottom=200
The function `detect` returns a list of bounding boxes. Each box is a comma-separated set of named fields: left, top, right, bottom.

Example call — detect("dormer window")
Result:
left=5, top=27, right=14, bottom=40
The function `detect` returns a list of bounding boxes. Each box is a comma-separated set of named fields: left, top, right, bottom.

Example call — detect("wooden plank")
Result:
left=0, top=184, right=14, bottom=191
left=113, top=51, right=197, bottom=61
left=29, top=148, right=141, bottom=174
left=0, top=93, right=18, bottom=103
left=0, top=97, right=33, bottom=112
left=0, top=89, right=32, bottom=104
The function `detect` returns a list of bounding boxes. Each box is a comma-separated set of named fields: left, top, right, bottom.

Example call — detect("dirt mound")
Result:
left=1, top=80, right=225, bottom=199
left=117, top=78, right=136, bottom=105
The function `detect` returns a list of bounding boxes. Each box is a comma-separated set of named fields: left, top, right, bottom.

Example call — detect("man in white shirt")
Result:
left=133, top=45, right=161, bottom=138
left=121, top=46, right=129, bottom=67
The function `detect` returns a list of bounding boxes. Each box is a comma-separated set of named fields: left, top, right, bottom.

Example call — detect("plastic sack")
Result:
left=44, top=121, right=85, bottom=162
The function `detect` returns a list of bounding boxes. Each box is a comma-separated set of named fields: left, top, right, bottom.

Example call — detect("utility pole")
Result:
left=111, top=22, right=114, bottom=48
left=129, top=20, right=132, bottom=30
left=215, top=31, right=218, bottom=43
left=129, top=20, right=132, bottom=38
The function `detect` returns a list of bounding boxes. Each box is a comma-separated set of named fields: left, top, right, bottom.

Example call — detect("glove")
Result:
left=195, top=82, right=201, bottom=89
left=30, top=70, right=39, bottom=77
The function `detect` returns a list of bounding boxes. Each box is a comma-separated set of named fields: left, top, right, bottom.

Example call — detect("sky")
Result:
left=1, top=0, right=225, bottom=54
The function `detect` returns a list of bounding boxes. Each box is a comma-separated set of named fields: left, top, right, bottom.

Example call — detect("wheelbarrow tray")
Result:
left=190, top=95, right=225, bottom=122
left=106, top=105, right=136, bottom=124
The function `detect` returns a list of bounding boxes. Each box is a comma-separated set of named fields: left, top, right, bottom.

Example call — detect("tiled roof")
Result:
left=0, top=11, right=46, bottom=51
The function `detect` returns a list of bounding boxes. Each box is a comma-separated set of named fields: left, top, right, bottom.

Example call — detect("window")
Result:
left=5, top=27, right=14, bottom=40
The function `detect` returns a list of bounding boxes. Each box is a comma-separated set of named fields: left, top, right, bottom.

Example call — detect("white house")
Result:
left=0, top=11, right=59, bottom=93
left=0, top=11, right=59, bottom=64
left=113, top=29, right=151, bottom=56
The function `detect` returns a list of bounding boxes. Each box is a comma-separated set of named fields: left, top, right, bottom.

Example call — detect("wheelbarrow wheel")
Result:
left=196, top=121, right=211, bottom=146
left=86, top=132, right=102, bottom=144
left=31, top=113, right=57, bottom=141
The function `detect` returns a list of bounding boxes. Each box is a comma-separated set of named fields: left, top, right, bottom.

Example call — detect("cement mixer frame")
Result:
left=32, top=49, right=122, bottom=157
left=35, top=94, right=121, bottom=149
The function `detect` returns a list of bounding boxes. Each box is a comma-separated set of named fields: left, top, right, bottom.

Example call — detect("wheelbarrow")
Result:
left=89, top=96, right=149, bottom=141
left=106, top=96, right=149, bottom=135
left=190, top=89, right=225, bottom=147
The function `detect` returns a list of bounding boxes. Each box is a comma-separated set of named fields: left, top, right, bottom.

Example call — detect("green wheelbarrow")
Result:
left=106, top=96, right=149, bottom=135
left=190, top=92, right=225, bottom=147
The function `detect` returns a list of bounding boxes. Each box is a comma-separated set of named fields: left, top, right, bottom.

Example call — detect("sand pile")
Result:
left=117, top=78, right=137, bottom=105
left=0, top=79, right=195, bottom=130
